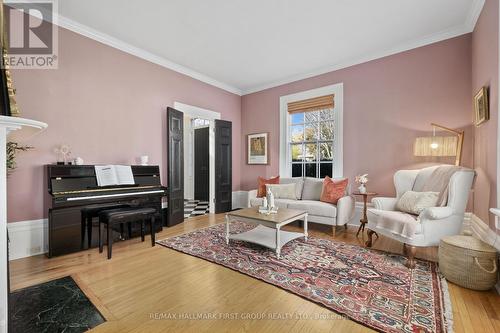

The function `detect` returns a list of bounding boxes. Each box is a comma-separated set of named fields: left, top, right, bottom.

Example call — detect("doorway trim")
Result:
left=174, top=102, right=220, bottom=214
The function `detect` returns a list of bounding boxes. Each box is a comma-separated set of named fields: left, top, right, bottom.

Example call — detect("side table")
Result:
left=353, top=192, right=378, bottom=237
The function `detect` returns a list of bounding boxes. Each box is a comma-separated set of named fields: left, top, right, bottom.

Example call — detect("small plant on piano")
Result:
left=7, top=141, right=33, bottom=175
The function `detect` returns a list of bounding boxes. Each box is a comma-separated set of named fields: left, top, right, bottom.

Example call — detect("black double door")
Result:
left=194, top=127, right=209, bottom=201
left=167, top=108, right=232, bottom=226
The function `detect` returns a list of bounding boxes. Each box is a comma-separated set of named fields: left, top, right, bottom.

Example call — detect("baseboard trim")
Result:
left=7, top=219, right=48, bottom=260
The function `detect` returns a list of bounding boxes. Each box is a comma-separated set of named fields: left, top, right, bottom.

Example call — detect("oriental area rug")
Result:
left=157, top=222, right=452, bottom=333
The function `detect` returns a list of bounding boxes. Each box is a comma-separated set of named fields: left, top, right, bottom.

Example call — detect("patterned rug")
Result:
left=157, top=222, right=452, bottom=333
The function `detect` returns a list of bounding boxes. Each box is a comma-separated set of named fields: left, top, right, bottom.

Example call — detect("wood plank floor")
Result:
left=9, top=214, right=500, bottom=333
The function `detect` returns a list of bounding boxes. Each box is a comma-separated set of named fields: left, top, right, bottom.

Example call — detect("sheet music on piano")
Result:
left=95, top=165, right=135, bottom=186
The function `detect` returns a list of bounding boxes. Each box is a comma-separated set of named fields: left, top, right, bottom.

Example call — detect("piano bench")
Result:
left=98, top=207, right=157, bottom=259
left=81, top=204, right=130, bottom=249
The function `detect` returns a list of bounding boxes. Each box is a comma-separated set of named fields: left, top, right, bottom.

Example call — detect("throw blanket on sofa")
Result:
left=368, top=209, right=419, bottom=240
left=421, top=165, right=464, bottom=206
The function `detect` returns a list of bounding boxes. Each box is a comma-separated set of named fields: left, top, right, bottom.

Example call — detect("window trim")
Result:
left=279, top=83, right=343, bottom=178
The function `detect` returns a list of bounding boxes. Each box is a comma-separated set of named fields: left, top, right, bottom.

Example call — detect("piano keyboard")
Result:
left=66, top=189, right=166, bottom=201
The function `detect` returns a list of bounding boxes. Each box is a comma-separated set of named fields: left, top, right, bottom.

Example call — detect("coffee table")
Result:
left=225, top=208, right=308, bottom=259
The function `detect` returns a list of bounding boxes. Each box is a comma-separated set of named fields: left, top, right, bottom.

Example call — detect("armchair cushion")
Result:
left=368, top=209, right=422, bottom=239
left=396, top=191, right=439, bottom=215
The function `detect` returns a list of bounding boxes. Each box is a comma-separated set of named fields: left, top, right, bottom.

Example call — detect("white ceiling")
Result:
left=52, top=0, right=483, bottom=95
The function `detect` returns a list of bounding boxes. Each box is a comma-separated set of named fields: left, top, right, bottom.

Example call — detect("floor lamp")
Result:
left=414, top=123, right=464, bottom=166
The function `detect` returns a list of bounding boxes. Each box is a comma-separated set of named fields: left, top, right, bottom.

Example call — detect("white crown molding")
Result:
left=243, top=24, right=477, bottom=95
left=465, top=0, right=486, bottom=31
left=17, top=1, right=243, bottom=96
left=17, top=0, right=485, bottom=97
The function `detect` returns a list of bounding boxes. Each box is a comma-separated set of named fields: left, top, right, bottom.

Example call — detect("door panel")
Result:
left=194, top=127, right=209, bottom=201
left=167, top=107, right=184, bottom=226
left=215, top=120, right=232, bottom=213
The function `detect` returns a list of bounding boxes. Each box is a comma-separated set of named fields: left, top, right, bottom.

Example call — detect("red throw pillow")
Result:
left=320, top=177, right=348, bottom=204
left=257, top=176, right=280, bottom=198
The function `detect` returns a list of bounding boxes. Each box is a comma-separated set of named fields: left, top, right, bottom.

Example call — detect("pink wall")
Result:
left=472, top=0, right=499, bottom=228
left=8, top=27, right=241, bottom=222
left=241, top=35, right=474, bottom=197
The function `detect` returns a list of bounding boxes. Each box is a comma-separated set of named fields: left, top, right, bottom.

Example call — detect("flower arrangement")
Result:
left=355, top=174, right=368, bottom=185
left=355, top=174, right=369, bottom=194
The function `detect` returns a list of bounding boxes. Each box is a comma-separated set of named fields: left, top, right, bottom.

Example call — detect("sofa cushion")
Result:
left=302, top=178, right=324, bottom=200
left=288, top=200, right=337, bottom=217
left=320, top=177, right=348, bottom=204
left=250, top=198, right=297, bottom=209
left=279, top=177, right=304, bottom=199
left=257, top=176, right=280, bottom=197
left=266, top=183, right=297, bottom=200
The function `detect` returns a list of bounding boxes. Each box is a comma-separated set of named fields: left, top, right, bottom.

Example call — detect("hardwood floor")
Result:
left=9, top=214, right=500, bottom=333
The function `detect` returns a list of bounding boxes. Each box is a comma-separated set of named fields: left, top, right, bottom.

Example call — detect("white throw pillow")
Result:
left=396, top=191, right=440, bottom=215
left=266, top=183, right=297, bottom=200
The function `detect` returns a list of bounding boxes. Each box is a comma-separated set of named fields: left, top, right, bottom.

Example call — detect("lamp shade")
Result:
left=414, top=136, right=458, bottom=157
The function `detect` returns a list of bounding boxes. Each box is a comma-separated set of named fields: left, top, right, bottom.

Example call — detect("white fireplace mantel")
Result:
left=0, top=116, right=47, bottom=333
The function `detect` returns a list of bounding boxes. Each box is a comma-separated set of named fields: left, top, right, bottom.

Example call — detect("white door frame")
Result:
left=174, top=102, right=220, bottom=214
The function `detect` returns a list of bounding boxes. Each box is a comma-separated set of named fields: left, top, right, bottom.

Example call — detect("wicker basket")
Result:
left=439, top=235, right=498, bottom=290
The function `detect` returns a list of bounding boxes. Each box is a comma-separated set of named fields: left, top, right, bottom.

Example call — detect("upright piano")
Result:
left=45, top=165, right=168, bottom=257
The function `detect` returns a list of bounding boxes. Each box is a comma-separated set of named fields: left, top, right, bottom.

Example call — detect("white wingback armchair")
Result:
left=366, top=165, right=475, bottom=268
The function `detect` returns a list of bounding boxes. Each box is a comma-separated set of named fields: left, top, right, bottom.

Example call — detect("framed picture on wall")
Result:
left=247, top=132, right=268, bottom=164
left=474, top=86, right=489, bottom=126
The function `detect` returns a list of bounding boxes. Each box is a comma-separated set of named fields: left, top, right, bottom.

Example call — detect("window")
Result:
left=289, top=107, right=335, bottom=178
left=192, top=118, right=210, bottom=128
left=279, top=84, right=343, bottom=179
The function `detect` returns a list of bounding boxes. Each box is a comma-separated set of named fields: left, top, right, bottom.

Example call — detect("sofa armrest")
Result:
left=371, top=197, right=398, bottom=211
left=336, top=195, right=355, bottom=226
left=247, top=189, right=258, bottom=208
left=420, top=207, right=453, bottom=220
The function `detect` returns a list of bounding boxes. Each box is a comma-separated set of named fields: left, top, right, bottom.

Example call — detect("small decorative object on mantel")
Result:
left=474, top=86, right=489, bottom=126
left=355, top=174, right=368, bottom=194
left=73, top=157, right=84, bottom=165
left=140, top=155, right=149, bottom=165
left=54, top=144, right=72, bottom=165
left=247, top=132, right=268, bottom=165
left=7, top=141, right=33, bottom=175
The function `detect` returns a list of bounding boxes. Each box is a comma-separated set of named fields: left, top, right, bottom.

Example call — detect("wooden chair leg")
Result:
left=402, top=243, right=408, bottom=256
left=107, top=223, right=113, bottom=259
left=120, top=223, right=125, bottom=239
left=406, top=245, right=417, bottom=269
left=87, top=217, right=93, bottom=248
left=332, top=226, right=337, bottom=237
left=365, top=229, right=375, bottom=247
left=99, top=221, right=103, bottom=253
left=344, top=224, right=348, bottom=230
left=150, top=216, right=155, bottom=247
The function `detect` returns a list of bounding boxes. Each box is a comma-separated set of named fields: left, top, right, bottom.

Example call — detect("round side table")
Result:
left=353, top=192, right=378, bottom=237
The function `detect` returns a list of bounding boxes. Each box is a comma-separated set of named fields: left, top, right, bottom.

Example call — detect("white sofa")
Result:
left=248, top=177, right=356, bottom=235
left=366, top=165, right=475, bottom=268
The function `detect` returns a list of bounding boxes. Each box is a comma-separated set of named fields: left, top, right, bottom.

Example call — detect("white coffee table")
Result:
left=225, top=208, right=308, bottom=259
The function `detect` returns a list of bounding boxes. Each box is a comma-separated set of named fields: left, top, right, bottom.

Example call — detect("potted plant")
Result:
left=7, top=141, right=33, bottom=175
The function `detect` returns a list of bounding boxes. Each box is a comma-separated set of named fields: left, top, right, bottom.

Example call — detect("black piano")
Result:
left=45, top=164, right=168, bottom=257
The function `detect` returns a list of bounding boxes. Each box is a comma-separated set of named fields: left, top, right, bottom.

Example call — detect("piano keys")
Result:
left=45, top=164, right=168, bottom=257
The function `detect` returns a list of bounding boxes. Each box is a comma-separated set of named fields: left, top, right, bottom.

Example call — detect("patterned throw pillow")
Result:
left=266, top=183, right=297, bottom=200
left=320, top=177, right=348, bottom=204
left=396, top=191, right=440, bottom=215
left=257, top=176, right=280, bottom=198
